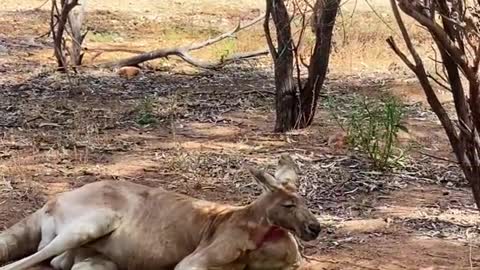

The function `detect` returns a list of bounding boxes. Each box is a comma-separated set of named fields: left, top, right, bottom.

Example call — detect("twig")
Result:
left=398, top=0, right=475, bottom=81
left=338, top=5, right=348, bottom=47
left=189, top=14, right=264, bottom=51
left=430, top=44, right=449, bottom=86
left=388, top=0, right=459, bottom=149
left=386, top=37, right=415, bottom=70
left=427, top=73, right=452, bottom=92
left=414, top=150, right=459, bottom=164
left=292, top=0, right=308, bottom=88
left=364, top=0, right=398, bottom=33
left=467, top=228, right=474, bottom=270
left=33, top=0, right=49, bottom=10
left=293, top=236, right=323, bottom=263
left=264, top=0, right=278, bottom=59
left=50, top=0, right=80, bottom=71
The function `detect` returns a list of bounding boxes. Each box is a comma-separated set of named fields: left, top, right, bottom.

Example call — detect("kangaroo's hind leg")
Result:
left=38, top=215, right=57, bottom=251
left=51, top=248, right=117, bottom=270
left=51, top=250, right=75, bottom=270
left=70, top=248, right=117, bottom=270
left=0, top=210, right=120, bottom=270
left=71, top=257, right=117, bottom=270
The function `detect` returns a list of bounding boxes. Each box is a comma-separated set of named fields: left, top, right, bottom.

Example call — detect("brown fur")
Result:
left=117, top=66, right=140, bottom=79
left=0, top=154, right=320, bottom=270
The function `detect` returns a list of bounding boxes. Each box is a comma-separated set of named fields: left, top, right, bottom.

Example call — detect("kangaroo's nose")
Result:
left=307, top=222, right=321, bottom=235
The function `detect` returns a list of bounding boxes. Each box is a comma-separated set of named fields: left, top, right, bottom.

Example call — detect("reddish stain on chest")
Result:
left=255, top=226, right=287, bottom=248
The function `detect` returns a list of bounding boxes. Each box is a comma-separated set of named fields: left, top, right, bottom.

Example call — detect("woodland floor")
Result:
left=0, top=1, right=479, bottom=270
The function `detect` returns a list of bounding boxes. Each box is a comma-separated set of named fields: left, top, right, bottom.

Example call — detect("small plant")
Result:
left=346, top=97, right=407, bottom=170
left=136, top=96, right=157, bottom=126
left=324, top=94, right=409, bottom=170
left=216, top=37, right=237, bottom=61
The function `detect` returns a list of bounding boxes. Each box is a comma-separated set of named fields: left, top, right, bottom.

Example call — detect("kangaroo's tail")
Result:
left=0, top=210, right=42, bottom=264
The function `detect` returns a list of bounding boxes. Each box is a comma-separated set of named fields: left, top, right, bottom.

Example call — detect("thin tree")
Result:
left=68, top=0, right=88, bottom=66
left=50, top=0, right=87, bottom=71
left=265, top=0, right=340, bottom=132
left=388, top=0, right=480, bottom=208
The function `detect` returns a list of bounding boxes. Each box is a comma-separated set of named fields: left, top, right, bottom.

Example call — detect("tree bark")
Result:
left=68, top=0, right=87, bottom=66
left=269, top=0, right=299, bottom=132
left=299, top=0, right=340, bottom=128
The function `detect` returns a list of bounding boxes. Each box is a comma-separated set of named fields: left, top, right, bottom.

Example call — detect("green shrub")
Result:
left=325, top=95, right=408, bottom=170
left=346, top=97, right=407, bottom=170
left=215, top=37, right=237, bottom=61
left=136, top=96, right=157, bottom=126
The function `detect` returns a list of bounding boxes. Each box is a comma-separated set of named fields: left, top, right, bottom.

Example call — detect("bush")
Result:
left=346, top=97, right=407, bottom=170
left=136, top=96, right=157, bottom=126
left=325, top=95, right=408, bottom=170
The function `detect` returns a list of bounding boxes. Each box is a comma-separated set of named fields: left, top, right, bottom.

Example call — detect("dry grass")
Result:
left=0, top=0, right=434, bottom=74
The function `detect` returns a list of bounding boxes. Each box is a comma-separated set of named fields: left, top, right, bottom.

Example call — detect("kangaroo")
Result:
left=0, top=154, right=320, bottom=270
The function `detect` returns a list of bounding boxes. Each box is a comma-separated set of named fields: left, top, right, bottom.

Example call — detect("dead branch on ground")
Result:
left=101, top=15, right=268, bottom=69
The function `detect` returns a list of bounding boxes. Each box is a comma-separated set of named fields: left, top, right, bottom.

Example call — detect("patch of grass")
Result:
left=214, top=37, right=237, bottom=60
left=326, top=95, right=408, bottom=170
left=135, top=96, right=157, bottom=126
left=88, top=31, right=123, bottom=43
left=156, top=23, right=222, bottom=43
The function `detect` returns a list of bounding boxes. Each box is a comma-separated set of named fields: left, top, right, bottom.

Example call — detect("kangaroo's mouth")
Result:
left=298, top=222, right=321, bottom=241
left=272, top=221, right=320, bottom=241
left=300, top=230, right=319, bottom=241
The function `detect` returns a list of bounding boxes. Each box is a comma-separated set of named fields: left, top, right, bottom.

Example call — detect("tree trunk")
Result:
left=299, top=0, right=340, bottom=128
left=266, top=0, right=339, bottom=132
left=461, top=167, right=480, bottom=210
left=268, top=0, right=300, bottom=132
left=51, top=0, right=79, bottom=71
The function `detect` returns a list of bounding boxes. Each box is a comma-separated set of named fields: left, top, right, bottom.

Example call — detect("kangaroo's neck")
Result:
left=220, top=193, right=286, bottom=248
left=198, top=193, right=287, bottom=247
left=242, top=192, right=279, bottom=222
left=238, top=193, right=288, bottom=248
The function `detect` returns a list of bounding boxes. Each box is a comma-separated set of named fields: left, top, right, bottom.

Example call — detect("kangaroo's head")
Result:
left=248, top=154, right=320, bottom=241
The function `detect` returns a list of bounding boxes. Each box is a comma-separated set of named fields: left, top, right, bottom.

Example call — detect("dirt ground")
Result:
left=1, top=1, right=479, bottom=270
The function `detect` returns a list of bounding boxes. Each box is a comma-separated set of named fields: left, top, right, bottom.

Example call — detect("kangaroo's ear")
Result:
left=274, top=154, right=300, bottom=188
left=248, top=167, right=281, bottom=192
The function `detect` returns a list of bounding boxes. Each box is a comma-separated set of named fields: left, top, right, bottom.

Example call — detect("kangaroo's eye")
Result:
left=282, top=202, right=296, bottom=208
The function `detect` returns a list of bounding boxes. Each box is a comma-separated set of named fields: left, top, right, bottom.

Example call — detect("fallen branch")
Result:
left=414, top=150, right=459, bottom=164
left=176, top=48, right=268, bottom=69
left=85, top=47, right=145, bottom=54
left=101, top=14, right=267, bottom=69
left=33, top=0, right=50, bottom=10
